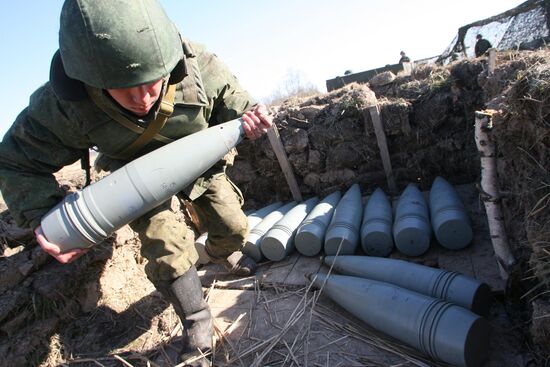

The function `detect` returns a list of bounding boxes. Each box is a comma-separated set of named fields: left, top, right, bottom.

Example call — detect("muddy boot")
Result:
left=155, top=266, right=212, bottom=367
left=206, top=248, right=257, bottom=276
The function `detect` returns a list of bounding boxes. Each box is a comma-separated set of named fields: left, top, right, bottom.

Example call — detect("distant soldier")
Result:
left=399, top=51, right=411, bottom=64
left=475, top=34, right=492, bottom=57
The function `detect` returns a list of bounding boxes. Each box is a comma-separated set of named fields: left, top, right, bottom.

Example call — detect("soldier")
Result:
left=0, top=0, right=272, bottom=366
left=399, top=51, right=411, bottom=64
left=475, top=34, right=492, bottom=57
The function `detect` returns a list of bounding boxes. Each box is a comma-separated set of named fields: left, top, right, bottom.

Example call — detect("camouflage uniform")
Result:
left=475, top=37, right=492, bottom=57
left=0, top=39, right=254, bottom=283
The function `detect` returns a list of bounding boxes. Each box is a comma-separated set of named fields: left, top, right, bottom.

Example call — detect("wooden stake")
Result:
left=488, top=48, right=497, bottom=75
left=267, top=125, right=303, bottom=202
left=364, top=105, right=397, bottom=195
left=474, top=111, right=516, bottom=279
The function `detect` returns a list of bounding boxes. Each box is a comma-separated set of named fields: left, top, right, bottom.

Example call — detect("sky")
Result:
left=0, top=0, right=525, bottom=139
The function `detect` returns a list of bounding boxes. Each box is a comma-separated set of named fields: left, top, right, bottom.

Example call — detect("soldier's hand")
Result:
left=242, top=104, right=273, bottom=140
left=34, top=226, right=88, bottom=264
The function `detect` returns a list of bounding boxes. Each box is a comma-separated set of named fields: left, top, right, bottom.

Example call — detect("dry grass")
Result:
left=509, top=60, right=550, bottom=128
left=204, top=241, right=446, bottom=367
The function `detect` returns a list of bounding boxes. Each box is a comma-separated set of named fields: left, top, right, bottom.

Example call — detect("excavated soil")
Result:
left=1, top=49, right=549, bottom=366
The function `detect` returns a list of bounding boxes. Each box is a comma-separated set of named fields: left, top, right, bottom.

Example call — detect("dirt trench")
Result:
left=0, top=49, right=549, bottom=366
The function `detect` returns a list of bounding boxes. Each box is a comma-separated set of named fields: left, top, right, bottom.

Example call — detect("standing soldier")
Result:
left=399, top=51, right=411, bottom=63
left=0, top=0, right=272, bottom=365
left=475, top=34, right=492, bottom=57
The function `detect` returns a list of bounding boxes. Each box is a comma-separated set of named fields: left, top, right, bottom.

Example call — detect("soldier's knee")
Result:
left=219, top=211, right=248, bottom=239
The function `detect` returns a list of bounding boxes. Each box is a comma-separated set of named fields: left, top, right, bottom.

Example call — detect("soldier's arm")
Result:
left=0, top=85, right=91, bottom=231
left=195, top=44, right=255, bottom=121
left=195, top=46, right=272, bottom=138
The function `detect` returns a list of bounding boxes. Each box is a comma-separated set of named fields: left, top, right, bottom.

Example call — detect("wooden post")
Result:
left=474, top=110, right=515, bottom=280
left=488, top=48, right=497, bottom=75
left=364, top=104, right=397, bottom=195
left=267, top=125, right=303, bottom=202
left=401, top=61, right=413, bottom=76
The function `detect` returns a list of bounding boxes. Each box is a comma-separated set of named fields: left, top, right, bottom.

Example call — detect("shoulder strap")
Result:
left=115, top=83, right=177, bottom=159
left=86, top=83, right=177, bottom=160
left=80, top=148, right=92, bottom=186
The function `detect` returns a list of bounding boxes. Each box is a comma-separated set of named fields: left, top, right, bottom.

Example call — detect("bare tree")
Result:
left=265, top=68, right=320, bottom=106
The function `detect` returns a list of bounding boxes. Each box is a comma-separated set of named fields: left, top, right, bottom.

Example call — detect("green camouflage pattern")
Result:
left=130, top=198, right=198, bottom=281
left=0, top=39, right=255, bottom=232
left=60, top=0, right=183, bottom=89
left=193, top=173, right=247, bottom=260
left=130, top=173, right=248, bottom=281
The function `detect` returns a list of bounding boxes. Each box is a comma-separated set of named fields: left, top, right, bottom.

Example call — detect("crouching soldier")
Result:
left=0, top=0, right=272, bottom=365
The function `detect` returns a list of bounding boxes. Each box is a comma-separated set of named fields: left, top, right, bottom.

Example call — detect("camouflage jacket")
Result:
left=0, top=39, right=254, bottom=229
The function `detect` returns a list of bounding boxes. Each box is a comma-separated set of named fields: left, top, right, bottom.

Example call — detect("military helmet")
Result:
left=59, top=0, right=184, bottom=89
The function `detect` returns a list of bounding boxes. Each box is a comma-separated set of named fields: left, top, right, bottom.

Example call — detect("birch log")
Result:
left=474, top=111, right=516, bottom=279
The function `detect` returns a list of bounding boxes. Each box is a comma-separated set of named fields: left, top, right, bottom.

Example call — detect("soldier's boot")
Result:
left=205, top=247, right=257, bottom=276
left=155, top=265, right=212, bottom=367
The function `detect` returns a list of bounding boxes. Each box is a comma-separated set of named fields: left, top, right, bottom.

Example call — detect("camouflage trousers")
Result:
left=129, top=173, right=248, bottom=283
